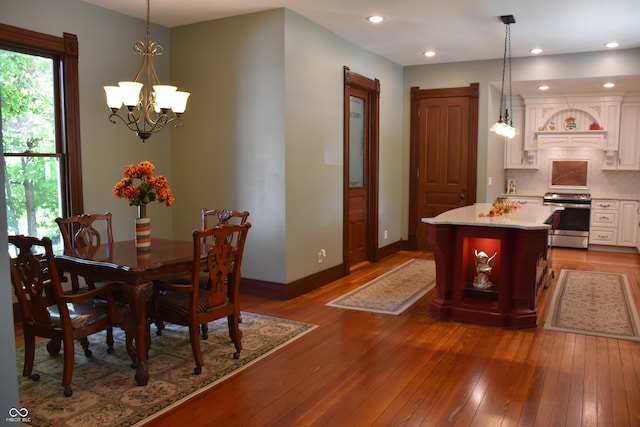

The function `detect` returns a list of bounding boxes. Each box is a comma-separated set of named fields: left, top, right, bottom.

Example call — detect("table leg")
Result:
left=122, top=281, right=153, bottom=386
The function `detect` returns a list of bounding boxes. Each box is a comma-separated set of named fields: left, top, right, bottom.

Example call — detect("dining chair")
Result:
left=9, top=234, right=127, bottom=397
left=55, top=212, right=119, bottom=294
left=150, top=222, right=251, bottom=374
left=154, top=208, right=250, bottom=338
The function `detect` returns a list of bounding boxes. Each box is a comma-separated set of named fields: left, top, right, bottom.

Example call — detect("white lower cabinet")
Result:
left=590, top=199, right=638, bottom=247
left=618, top=201, right=638, bottom=247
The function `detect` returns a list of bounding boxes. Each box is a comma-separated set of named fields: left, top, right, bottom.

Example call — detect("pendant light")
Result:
left=490, top=15, right=517, bottom=139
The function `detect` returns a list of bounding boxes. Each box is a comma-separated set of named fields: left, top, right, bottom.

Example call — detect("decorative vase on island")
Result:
left=135, top=204, right=151, bottom=251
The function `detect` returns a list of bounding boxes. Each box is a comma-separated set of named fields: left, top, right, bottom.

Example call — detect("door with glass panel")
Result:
left=343, top=67, right=379, bottom=272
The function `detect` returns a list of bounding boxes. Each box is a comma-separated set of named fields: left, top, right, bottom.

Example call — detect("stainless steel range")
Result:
left=543, top=192, right=591, bottom=249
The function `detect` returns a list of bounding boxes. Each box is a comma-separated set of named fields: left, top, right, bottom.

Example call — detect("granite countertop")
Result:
left=422, top=203, right=560, bottom=230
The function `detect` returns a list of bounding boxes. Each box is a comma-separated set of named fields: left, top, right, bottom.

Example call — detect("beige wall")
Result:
left=170, top=9, right=403, bottom=283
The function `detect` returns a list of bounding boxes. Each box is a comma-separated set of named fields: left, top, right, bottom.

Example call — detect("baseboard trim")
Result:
left=241, top=263, right=345, bottom=300
left=241, top=239, right=410, bottom=300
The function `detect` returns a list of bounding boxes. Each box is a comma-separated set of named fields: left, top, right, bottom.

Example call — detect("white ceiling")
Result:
left=82, top=0, right=640, bottom=94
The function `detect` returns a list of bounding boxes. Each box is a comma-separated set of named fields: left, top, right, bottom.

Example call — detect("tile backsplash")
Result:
left=506, top=147, right=640, bottom=199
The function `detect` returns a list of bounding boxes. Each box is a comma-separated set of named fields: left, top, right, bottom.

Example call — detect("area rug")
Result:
left=15, top=312, right=317, bottom=427
left=544, top=269, right=640, bottom=341
left=326, top=259, right=436, bottom=315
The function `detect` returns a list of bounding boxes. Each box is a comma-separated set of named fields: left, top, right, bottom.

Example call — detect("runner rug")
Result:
left=544, top=269, right=640, bottom=341
left=15, top=312, right=316, bottom=427
left=326, top=259, right=436, bottom=315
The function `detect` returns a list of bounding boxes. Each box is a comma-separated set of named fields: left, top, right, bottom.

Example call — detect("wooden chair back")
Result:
left=55, top=213, right=115, bottom=292
left=9, top=235, right=58, bottom=334
left=56, top=212, right=114, bottom=250
left=196, top=222, right=251, bottom=308
left=201, top=209, right=249, bottom=254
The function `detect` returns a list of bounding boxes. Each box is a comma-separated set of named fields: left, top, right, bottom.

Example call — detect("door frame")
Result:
left=343, top=66, right=380, bottom=273
left=408, top=83, right=479, bottom=248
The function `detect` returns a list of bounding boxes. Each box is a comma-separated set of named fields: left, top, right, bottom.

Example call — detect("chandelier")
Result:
left=490, top=15, right=517, bottom=139
left=104, top=0, right=190, bottom=142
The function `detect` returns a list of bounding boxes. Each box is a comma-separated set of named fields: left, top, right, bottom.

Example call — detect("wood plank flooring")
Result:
left=14, top=248, right=640, bottom=426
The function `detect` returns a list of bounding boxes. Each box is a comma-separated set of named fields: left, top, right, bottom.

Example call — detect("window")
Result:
left=1, top=24, right=83, bottom=248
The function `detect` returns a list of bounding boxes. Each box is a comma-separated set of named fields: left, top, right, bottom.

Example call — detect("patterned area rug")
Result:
left=15, top=313, right=316, bottom=427
left=544, top=269, right=640, bottom=341
left=326, top=259, right=436, bottom=315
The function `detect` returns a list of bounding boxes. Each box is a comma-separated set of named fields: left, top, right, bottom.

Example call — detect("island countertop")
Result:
left=422, top=203, right=560, bottom=230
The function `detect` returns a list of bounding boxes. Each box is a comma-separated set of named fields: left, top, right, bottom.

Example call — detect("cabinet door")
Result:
left=618, top=104, right=640, bottom=170
left=504, top=107, right=536, bottom=169
left=618, top=201, right=638, bottom=247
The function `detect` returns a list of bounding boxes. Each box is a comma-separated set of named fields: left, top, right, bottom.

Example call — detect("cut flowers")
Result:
left=114, top=160, right=174, bottom=208
left=478, top=198, right=521, bottom=218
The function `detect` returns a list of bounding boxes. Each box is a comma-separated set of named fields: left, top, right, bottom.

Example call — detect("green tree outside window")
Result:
left=1, top=49, right=62, bottom=247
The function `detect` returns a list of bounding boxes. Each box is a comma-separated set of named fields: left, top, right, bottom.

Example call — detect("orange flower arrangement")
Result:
left=114, top=161, right=174, bottom=207
left=478, top=199, right=521, bottom=218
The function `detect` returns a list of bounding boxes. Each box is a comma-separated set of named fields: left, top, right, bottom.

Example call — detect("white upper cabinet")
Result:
left=524, top=95, right=621, bottom=150
left=503, top=95, right=640, bottom=171
left=504, top=106, right=538, bottom=169
left=609, top=102, right=640, bottom=170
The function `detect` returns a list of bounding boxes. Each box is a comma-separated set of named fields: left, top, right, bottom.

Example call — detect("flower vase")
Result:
left=135, top=205, right=151, bottom=252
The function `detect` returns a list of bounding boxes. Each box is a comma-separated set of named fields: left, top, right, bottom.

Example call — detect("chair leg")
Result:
left=61, top=338, right=75, bottom=397
left=46, top=338, right=62, bottom=356
left=23, top=334, right=36, bottom=378
left=80, top=337, right=92, bottom=357
left=154, top=319, right=165, bottom=336
left=106, top=327, right=115, bottom=354
left=189, top=326, right=204, bottom=375
left=227, top=313, right=242, bottom=359
left=200, top=323, right=208, bottom=340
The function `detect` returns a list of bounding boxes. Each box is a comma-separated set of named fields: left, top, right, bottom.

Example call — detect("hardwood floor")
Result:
left=14, top=248, right=640, bottom=426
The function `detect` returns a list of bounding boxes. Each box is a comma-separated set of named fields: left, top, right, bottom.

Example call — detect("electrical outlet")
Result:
left=488, top=176, right=493, bottom=185
left=317, top=249, right=326, bottom=263
left=384, top=230, right=388, bottom=239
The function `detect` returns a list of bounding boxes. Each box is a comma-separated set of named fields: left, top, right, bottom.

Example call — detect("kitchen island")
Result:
left=422, top=203, right=559, bottom=328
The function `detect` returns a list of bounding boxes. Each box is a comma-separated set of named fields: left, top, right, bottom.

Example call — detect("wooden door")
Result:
left=348, top=92, right=368, bottom=265
left=409, top=84, right=478, bottom=250
left=344, top=67, right=379, bottom=272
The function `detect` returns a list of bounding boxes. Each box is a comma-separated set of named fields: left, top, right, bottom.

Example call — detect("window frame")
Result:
left=0, top=23, right=83, bottom=218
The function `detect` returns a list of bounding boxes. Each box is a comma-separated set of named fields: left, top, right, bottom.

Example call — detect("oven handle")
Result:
left=543, top=202, right=591, bottom=209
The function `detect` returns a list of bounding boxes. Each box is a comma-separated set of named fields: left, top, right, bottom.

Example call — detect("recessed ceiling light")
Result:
left=538, top=85, right=549, bottom=91
left=367, top=16, right=384, bottom=24
left=604, top=42, right=619, bottom=48
left=603, top=82, right=615, bottom=88
left=530, top=48, right=543, bottom=54
left=423, top=50, right=436, bottom=58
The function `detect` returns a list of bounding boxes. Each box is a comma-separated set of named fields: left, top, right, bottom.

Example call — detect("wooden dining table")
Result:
left=55, top=238, right=195, bottom=386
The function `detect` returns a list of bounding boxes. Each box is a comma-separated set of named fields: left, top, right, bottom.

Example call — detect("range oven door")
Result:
left=543, top=202, right=591, bottom=249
